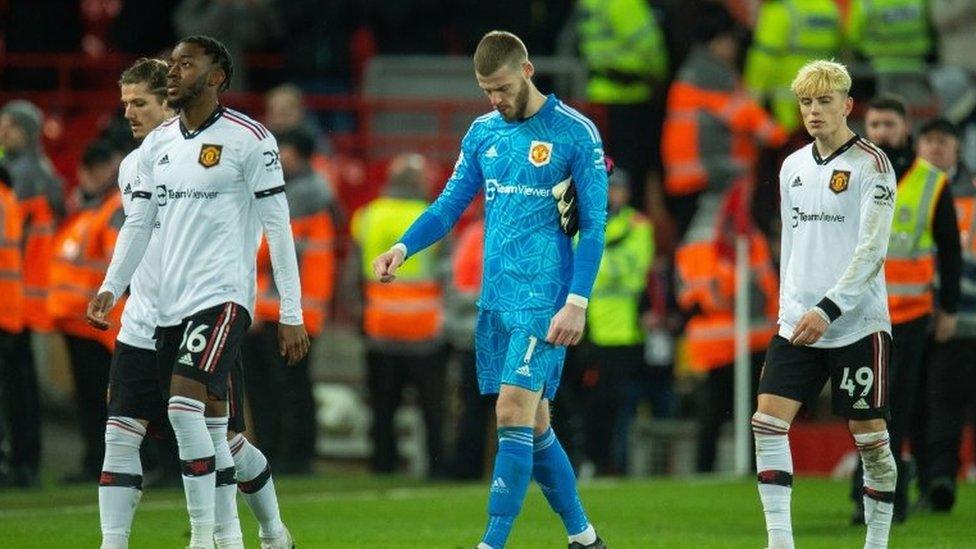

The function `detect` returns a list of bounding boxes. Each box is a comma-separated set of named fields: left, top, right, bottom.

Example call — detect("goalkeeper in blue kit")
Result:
left=372, top=31, right=609, bottom=549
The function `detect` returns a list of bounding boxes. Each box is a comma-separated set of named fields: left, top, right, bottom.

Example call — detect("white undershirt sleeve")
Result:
left=255, top=192, right=304, bottom=326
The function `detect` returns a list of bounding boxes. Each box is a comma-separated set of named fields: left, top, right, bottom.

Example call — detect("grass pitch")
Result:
left=0, top=474, right=971, bottom=547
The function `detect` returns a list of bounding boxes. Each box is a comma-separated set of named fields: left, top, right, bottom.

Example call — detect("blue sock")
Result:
left=532, top=427, right=589, bottom=535
left=481, top=426, right=534, bottom=548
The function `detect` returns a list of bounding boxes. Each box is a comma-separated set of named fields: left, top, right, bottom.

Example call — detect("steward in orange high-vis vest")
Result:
left=245, top=129, right=335, bottom=472
left=0, top=100, right=66, bottom=332
left=661, top=10, right=787, bottom=239
left=49, top=140, right=122, bottom=480
left=675, top=187, right=778, bottom=472
left=350, top=153, right=447, bottom=476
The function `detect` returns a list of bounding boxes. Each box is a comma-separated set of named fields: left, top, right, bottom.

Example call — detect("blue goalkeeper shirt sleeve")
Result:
left=398, top=118, right=486, bottom=257
left=568, top=138, right=608, bottom=300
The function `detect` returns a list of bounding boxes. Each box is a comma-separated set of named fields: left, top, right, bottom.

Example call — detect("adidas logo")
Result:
left=490, top=477, right=509, bottom=493
left=178, top=353, right=194, bottom=366
left=516, top=363, right=531, bottom=377
left=123, top=183, right=132, bottom=195
left=485, top=145, right=498, bottom=159
left=158, top=154, right=170, bottom=165
left=853, top=398, right=869, bottom=410
left=791, top=176, right=802, bottom=187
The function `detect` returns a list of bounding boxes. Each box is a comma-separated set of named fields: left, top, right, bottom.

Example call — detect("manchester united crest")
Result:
left=198, top=144, right=222, bottom=168
left=829, top=169, right=850, bottom=194
left=528, top=140, right=553, bottom=167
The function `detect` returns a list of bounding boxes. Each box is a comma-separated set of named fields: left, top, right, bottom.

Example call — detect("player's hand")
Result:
left=86, top=291, right=116, bottom=331
left=278, top=322, right=310, bottom=365
left=372, top=247, right=406, bottom=283
left=934, top=310, right=958, bottom=343
left=789, top=309, right=828, bottom=346
left=546, top=303, right=586, bottom=346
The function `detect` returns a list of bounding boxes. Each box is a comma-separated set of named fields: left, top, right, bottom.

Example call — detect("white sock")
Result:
left=477, top=544, right=493, bottom=549
left=752, top=412, right=794, bottom=549
left=206, top=417, right=242, bottom=548
left=568, top=523, right=597, bottom=545
left=169, top=396, right=216, bottom=549
left=99, top=417, right=146, bottom=549
left=855, top=431, right=896, bottom=549
left=229, top=433, right=284, bottom=539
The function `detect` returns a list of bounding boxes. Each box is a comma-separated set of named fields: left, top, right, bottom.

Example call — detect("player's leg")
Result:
left=479, top=383, right=541, bottom=549
left=207, top=413, right=242, bottom=549
left=474, top=309, right=535, bottom=549
left=166, top=303, right=250, bottom=549
left=532, top=401, right=603, bottom=548
left=753, top=335, right=825, bottom=549
left=99, top=341, right=163, bottom=549
left=833, top=332, right=895, bottom=548
left=226, top=354, right=292, bottom=549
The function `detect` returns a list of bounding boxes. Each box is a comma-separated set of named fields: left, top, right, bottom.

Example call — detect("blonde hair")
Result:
left=790, top=59, right=852, bottom=98
left=474, top=31, right=528, bottom=75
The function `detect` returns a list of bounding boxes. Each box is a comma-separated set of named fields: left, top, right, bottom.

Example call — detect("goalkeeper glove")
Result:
left=551, top=177, right=579, bottom=237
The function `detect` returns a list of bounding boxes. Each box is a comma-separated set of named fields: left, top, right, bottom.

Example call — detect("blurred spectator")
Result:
left=578, top=168, right=654, bottom=475
left=349, top=153, right=447, bottom=477
left=173, top=0, right=283, bottom=90
left=246, top=128, right=336, bottom=475
left=264, top=84, right=332, bottom=155
left=444, top=216, right=495, bottom=480
left=0, top=100, right=65, bottom=488
left=929, top=0, right=976, bottom=74
left=272, top=0, right=363, bottom=86
left=916, top=118, right=976, bottom=513
left=0, top=165, right=27, bottom=487
left=744, top=0, right=842, bottom=133
left=847, top=0, right=935, bottom=116
left=662, top=4, right=787, bottom=244
left=675, top=186, right=777, bottom=473
left=49, top=140, right=124, bottom=483
left=577, top=0, right=669, bottom=212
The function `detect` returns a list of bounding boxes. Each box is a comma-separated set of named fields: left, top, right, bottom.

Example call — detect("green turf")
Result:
left=0, top=474, right=972, bottom=547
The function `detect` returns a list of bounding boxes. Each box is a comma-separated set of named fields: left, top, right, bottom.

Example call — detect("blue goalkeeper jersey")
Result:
left=400, top=94, right=608, bottom=311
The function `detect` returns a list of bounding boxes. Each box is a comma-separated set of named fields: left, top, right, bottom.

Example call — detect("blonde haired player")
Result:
left=751, top=60, right=898, bottom=548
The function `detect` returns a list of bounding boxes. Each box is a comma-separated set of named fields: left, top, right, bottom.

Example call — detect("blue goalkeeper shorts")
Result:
left=475, top=308, right=566, bottom=400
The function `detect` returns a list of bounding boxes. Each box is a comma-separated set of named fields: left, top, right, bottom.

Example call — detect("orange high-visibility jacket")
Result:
left=18, top=190, right=59, bottom=331
left=884, top=158, right=948, bottom=324
left=255, top=175, right=336, bottom=336
left=676, top=230, right=779, bottom=371
left=662, top=46, right=787, bottom=197
left=0, top=183, right=24, bottom=334
left=352, top=196, right=443, bottom=344
left=49, top=191, right=124, bottom=349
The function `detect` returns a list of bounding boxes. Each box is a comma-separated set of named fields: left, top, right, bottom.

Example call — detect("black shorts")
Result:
left=108, top=340, right=248, bottom=433
left=156, top=302, right=250, bottom=430
left=758, top=332, right=891, bottom=420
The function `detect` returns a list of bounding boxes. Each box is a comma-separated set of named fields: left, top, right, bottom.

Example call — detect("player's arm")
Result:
left=931, top=182, right=961, bottom=341
left=374, top=125, right=483, bottom=282
left=547, top=139, right=608, bottom=346
left=88, top=146, right=158, bottom=329
left=249, top=135, right=310, bottom=365
left=792, top=165, right=896, bottom=345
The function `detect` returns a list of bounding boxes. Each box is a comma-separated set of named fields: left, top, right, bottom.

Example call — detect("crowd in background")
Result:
left=1, top=0, right=976, bottom=525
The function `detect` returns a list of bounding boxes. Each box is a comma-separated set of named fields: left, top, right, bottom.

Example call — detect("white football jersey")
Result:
left=116, top=146, right=164, bottom=350
left=123, top=107, right=293, bottom=327
left=778, top=135, right=897, bottom=348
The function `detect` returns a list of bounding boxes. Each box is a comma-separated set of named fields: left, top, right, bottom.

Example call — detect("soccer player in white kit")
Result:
left=88, top=36, right=308, bottom=549
left=95, top=56, right=295, bottom=549
left=751, top=60, right=899, bottom=549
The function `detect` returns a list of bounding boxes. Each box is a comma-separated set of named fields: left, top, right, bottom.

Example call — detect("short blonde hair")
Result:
left=791, top=59, right=852, bottom=97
